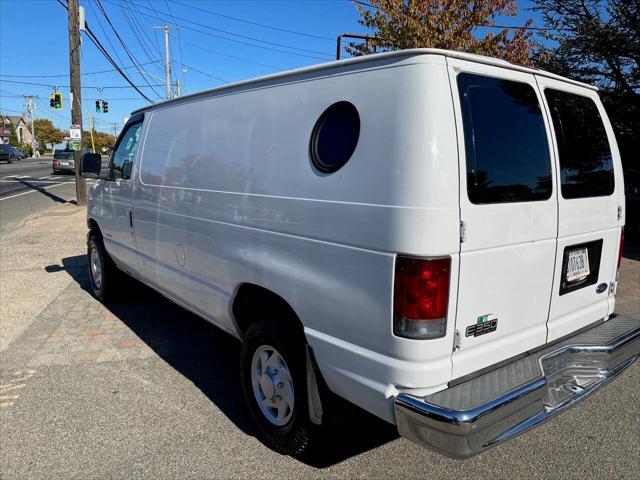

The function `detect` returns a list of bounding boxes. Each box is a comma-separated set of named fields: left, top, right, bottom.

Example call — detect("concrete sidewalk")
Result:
left=0, top=203, right=87, bottom=352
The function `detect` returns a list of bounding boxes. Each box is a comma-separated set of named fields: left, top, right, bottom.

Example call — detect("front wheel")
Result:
left=87, top=232, right=121, bottom=301
left=241, top=320, right=315, bottom=455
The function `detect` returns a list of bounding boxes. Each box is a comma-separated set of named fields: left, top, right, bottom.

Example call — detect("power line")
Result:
left=86, top=0, right=128, bottom=71
left=93, top=0, right=163, bottom=98
left=55, top=0, right=154, bottom=102
left=0, top=78, right=163, bottom=89
left=0, top=60, right=161, bottom=78
left=117, top=0, right=163, bottom=66
left=170, top=0, right=334, bottom=41
left=183, top=42, right=281, bottom=71
left=173, top=60, right=229, bottom=84
left=103, top=0, right=333, bottom=60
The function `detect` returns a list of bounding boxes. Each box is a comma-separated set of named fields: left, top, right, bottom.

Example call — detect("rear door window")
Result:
left=457, top=73, right=552, bottom=204
left=544, top=89, right=614, bottom=199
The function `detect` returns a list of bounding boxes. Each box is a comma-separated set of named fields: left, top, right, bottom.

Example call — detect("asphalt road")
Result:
left=0, top=157, right=79, bottom=231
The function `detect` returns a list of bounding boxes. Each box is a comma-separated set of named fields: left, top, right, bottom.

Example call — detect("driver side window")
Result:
left=112, top=122, right=142, bottom=180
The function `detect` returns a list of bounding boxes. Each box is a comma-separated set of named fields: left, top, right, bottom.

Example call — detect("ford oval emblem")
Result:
left=596, top=283, right=608, bottom=294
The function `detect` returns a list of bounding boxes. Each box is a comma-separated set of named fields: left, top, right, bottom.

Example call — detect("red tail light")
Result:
left=393, top=256, right=450, bottom=339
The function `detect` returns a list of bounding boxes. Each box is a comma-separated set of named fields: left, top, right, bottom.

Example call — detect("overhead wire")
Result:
left=183, top=42, right=281, bottom=71
left=170, top=0, right=334, bottom=41
left=117, top=0, right=163, bottom=66
left=0, top=60, right=162, bottom=78
left=55, top=0, right=153, bottom=102
left=0, top=78, right=163, bottom=89
left=102, top=0, right=333, bottom=60
left=93, top=0, right=163, bottom=99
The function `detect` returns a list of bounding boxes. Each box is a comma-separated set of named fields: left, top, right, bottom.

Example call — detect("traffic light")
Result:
left=50, top=92, right=63, bottom=110
left=95, top=100, right=101, bottom=113
left=102, top=100, right=109, bottom=113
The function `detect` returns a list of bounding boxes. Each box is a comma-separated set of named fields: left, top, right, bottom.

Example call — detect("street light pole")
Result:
left=67, top=0, right=87, bottom=206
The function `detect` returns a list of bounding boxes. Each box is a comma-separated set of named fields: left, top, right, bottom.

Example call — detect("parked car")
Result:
left=0, top=144, right=19, bottom=163
left=81, top=49, right=639, bottom=458
left=53, top=148, right=75, bottom=173
left=9, top=146, right=25, bottom=160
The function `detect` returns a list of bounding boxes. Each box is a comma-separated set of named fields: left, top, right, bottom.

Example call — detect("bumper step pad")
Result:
left=394, top=315, right=640, bottom=458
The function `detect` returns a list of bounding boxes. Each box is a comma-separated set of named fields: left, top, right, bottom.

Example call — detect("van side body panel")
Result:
left=131, top=56, right=461, bottom=422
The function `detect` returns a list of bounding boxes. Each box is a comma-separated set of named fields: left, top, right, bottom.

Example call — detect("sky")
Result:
left=0, top=0, right=544, bottom=136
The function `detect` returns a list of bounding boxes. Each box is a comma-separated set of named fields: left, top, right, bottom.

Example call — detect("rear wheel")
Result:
left=87, top=232, right=121, bottom=301
left=241, top=320, right=315, bottom=455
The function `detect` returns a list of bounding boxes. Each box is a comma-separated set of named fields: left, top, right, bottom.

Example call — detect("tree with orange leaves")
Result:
left=347, top=0, right=535, bottom=66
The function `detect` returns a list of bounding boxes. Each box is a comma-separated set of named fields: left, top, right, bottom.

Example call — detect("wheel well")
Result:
left=232, top=283, right=303, bottom=338
left=87, top=218, right=102, bottom=239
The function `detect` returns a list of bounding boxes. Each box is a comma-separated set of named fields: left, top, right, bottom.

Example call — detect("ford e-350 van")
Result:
left=80, top=49, right=639, bottom=458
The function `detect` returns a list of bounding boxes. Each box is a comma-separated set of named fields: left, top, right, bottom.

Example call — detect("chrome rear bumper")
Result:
left=394, top=315, right=640, bottom=458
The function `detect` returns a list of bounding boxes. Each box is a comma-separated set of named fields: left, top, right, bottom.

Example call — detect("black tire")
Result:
left=87, top=231, right=121, bottom=302
left=241, top=320, right=315, bottom=455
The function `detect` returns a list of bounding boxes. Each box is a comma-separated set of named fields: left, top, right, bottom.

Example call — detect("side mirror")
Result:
left=81, top=153, right=102, bottom=179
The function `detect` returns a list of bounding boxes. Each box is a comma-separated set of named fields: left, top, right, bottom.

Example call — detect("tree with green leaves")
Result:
left=532, top=0, right=639, bottom=169
left=8, top=123, right=20, bottom=147
left=82, top=130, right=116, bottom=153
left=347, top=0, right=535, bottom=65
left=33, top=118, right=65, bottom=149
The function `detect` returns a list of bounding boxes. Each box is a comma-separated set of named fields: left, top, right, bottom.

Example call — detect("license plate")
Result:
left=566, top=248, right=590, bottom=282
left=61, top=162, right=69, bottom=165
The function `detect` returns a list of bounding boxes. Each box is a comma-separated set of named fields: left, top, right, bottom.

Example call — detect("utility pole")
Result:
left=153, top=25, right=177, bottom=100
left=23, top=95, right=39, bottom=158
left=67, top=0, right=87, bottom=206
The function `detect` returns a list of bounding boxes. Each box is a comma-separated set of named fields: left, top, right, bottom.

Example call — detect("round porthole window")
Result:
left=310, top=101, right=360, bottom=173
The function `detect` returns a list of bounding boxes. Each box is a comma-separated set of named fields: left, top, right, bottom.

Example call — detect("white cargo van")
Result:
left=81, top=49, right=639, bottom=458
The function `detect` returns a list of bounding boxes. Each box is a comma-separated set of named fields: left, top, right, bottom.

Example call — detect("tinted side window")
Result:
left=310, top=101, right=360, bottom=173
left=112, top=122, right=142, bottom=180
left=544, top=89, right=614, bottom=199
left=458, top=73, right=552, bottom=204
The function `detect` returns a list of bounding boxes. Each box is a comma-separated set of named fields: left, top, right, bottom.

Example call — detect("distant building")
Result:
left=1, top=114, right=33, bottom=146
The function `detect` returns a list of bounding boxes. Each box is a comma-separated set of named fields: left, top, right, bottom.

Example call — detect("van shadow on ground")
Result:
left=45, top=255, right=399, bottom=468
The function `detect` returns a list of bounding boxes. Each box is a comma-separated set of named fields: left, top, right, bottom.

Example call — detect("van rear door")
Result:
left=446, top=59, right=559, bottom=379
left=536, top=77, right=625, bottom=341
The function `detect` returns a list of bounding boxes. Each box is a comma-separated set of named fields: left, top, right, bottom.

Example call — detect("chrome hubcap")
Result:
left=90, top=246, right=102, bottom=289
left=251, top=345, right=294, bottom=426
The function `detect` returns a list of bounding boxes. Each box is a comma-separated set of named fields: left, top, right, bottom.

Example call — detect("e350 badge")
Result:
left=466, top=314, right=498, bottom=337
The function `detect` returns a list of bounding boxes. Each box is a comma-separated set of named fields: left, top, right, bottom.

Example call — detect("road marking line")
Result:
left=49, top=176, right=63, bottom=180
left=0, top=182, right=75, bottom=201
left=15, top=175, right=30, bottom=178
left=38, top=175, right=54, bottom=179
left=0, top=180, right=65, bottom=184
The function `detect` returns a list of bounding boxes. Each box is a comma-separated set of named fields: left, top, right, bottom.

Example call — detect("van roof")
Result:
left=132, top=48, right=597, bottom=115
